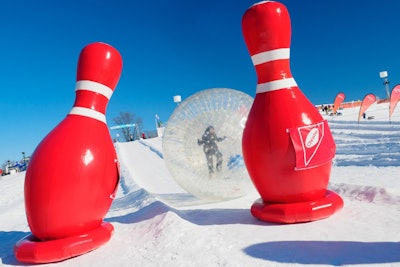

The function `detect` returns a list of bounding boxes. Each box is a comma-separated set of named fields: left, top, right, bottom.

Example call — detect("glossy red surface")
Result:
left=15, top=222, right=114, bottom=263
left=25, top=117, right=119, bottom=239
left=16, top=42, right=122, bottom=263
left=241, top=1, right=342, bottom=223
left=251, top=190, right=344, bottom=223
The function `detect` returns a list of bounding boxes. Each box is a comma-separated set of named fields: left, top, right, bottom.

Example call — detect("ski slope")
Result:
left=0, top=102, right=399, bottom=266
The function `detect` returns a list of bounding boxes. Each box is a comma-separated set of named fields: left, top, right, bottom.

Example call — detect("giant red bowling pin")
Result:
left=14, top=42, right=122, bottom=263
left=242, top=1, right=343, bottom=223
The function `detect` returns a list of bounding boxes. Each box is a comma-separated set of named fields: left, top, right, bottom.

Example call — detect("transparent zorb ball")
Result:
left=163, top=88, right=254, bottom=201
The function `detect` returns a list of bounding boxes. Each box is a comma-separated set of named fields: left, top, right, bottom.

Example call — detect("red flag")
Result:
left=358, top=93, right=376, bottom=122
left=332, top=92, right=345, bottom=114
left=288, top=120, right=336, bottom=170
left=389, top=85, right=400, bottom=119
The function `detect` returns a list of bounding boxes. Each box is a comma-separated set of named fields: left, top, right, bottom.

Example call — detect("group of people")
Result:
left=320, top=104, right=331, bottom=115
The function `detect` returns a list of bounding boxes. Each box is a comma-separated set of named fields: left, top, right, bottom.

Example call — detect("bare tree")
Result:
left=112, top=112, right=143, bottom=141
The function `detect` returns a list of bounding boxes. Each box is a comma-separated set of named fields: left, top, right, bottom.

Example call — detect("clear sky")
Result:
left=1, top=0, right=399, bottom=165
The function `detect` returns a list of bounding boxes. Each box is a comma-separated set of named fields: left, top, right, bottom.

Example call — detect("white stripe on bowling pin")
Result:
left=251, top=48, right=298, bottom=93
left=68, top=80, right=113, bottom=123
left=251, top=48, right=290, bottom=66
left=69, top=107, right=106, bottom=123
left=256, top=78, right=297, bottom=93
left=75, top=80, right=114, bottom=99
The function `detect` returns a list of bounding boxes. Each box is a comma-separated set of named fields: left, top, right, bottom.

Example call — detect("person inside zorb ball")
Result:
left=197, top=125, right=226, bottom=176
left=163, top=88, right=254, bottom=201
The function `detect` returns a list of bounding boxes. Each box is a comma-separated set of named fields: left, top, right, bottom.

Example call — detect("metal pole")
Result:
left=379, top=71, right=390, bottom=100
left=384, top=78, right=390, bottom=100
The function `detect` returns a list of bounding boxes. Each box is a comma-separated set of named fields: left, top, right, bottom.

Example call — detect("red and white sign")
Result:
left=358, top=93, right=376, bottom=122
left=288, top=120, right=336, bottom=170
left=332, top=92, right=345, bottom=114
left=389, top=85, right=400, bottom=119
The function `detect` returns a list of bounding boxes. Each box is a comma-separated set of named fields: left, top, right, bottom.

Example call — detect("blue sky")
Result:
left=1, top=0, right=399, bottom=165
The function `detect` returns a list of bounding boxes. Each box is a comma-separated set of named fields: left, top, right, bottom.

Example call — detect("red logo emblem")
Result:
left=288, top=120, right=335, bottom=170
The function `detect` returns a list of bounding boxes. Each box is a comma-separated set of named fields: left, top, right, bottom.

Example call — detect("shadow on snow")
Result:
left=244, top=240, right=400, bottom=266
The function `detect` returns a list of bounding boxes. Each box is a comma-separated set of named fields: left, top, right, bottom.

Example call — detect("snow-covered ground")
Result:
left=1, top=102, right=399, bottom=266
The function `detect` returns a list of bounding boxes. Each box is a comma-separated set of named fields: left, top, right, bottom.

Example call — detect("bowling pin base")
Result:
left=251, top=190, right=344, bottom=224
left=14, top=222, right=114, bottom=264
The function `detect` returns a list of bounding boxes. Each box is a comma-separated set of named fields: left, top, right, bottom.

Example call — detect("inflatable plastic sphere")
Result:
left=163, top=88, right=254, bottom=201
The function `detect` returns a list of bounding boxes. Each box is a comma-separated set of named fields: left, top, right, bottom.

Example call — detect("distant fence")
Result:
left=316, top=98, right=389, bottom=111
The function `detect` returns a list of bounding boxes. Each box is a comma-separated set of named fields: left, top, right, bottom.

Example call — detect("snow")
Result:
left=1, top=102, right=399, bottom=266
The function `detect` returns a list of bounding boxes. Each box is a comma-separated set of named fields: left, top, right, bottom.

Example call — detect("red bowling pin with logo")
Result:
left=15, top=42, right=122, bottom=263
left=241, top=1, right=343, bottom=223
